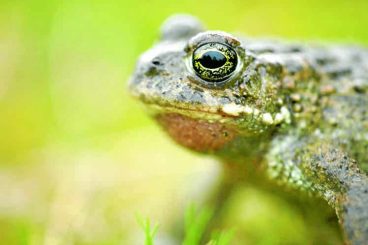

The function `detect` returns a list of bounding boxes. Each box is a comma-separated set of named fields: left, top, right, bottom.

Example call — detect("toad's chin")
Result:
left=155, top=113, right=238, bottom=152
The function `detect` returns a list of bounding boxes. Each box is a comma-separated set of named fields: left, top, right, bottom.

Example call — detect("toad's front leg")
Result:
left=268, top=134, right=368, bottom=245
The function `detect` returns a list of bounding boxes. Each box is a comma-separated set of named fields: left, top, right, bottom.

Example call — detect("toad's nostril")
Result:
left=152, top=60, right=161, bottom=66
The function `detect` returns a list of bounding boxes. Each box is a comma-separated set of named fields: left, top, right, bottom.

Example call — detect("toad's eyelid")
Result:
left=186, top=31, right=241, bottom=52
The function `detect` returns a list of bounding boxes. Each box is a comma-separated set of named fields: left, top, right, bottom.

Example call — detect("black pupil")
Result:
left=198, top=51, right=226, bottom=69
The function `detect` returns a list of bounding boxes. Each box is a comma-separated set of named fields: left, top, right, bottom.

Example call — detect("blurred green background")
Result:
left=1, top=0, right=367, bottom=244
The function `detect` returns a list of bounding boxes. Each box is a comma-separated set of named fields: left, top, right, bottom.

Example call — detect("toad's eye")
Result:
left=192, top=42, right=238, bottom=82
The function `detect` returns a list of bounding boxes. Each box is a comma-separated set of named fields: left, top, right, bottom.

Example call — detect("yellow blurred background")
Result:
left=1, top=0, right=368, bottom=244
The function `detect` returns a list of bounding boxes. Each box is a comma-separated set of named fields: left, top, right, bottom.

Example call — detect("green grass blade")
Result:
left=182, top=205, right=214, bottom=245
left=136, top=214, right=159, bottom=245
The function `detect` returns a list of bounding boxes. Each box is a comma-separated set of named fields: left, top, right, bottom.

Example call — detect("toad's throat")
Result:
left=155, top=113, right=238, bottom=152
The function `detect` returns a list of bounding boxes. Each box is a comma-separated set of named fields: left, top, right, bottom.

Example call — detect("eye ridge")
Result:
left=192, top=42, right=238, bottom=83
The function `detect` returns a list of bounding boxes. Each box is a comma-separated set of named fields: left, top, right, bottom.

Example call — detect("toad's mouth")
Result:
left=140, top=99, right=288, bottom=127
left=142, top=100, right=239, bottom=122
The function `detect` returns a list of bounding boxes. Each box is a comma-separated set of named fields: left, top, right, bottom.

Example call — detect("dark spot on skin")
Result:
left=145, top=66, right=159, bottom=77
left=191, top=92, right=204, bottom=103
left=289, top=46, right=302, bottom=53
left=316, top=57, right=331, bottom=66
left=178, top=93, right=186, bottom=101
left=353, top=84, right=367, bottom=94
left=324, top=65, right=352, bottom=79
left=194, top=87, right=204, bottom=92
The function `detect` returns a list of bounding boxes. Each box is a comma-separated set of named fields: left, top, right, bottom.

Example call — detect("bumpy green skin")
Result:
left=130, top=15, right=368, bottom=244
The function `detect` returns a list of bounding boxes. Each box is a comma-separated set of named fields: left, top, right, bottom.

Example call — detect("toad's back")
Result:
left=243, top=38, right=368, bottom=94
left=244, top=39, right=368, bottom=172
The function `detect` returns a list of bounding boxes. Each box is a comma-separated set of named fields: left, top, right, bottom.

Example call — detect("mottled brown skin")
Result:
left=130, top=15, right=368, bottom=244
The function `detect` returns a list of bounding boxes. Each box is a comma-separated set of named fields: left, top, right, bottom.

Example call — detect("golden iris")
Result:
left=192, top=42, right=238, bottom=82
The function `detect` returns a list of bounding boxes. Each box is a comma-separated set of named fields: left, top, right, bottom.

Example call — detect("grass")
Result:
left=137, top=214, right=159, bottom=245
left=183, top=205, right=214, bottom=245
left=139, top=205, right=233, bottom=245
